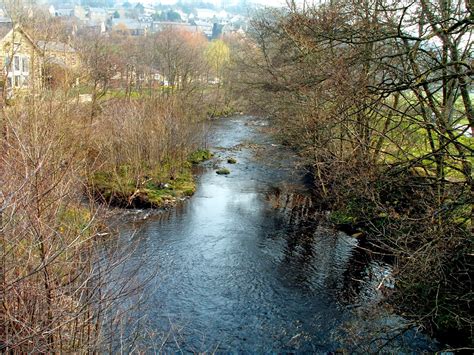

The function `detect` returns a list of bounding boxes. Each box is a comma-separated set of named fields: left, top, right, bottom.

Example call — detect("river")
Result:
left=110, top=116, right=436, bottom=352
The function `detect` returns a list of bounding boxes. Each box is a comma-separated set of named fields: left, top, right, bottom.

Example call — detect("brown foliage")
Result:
left=240, top=0, right=473, bottom=347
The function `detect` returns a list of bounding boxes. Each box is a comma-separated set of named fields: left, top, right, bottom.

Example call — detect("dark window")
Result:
left=14, top=56, right=20, bottom=71
left=22, top=57, right=29, bottom=73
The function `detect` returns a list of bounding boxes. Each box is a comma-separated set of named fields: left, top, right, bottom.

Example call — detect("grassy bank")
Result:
left=90, top=150, right=213, bottom=208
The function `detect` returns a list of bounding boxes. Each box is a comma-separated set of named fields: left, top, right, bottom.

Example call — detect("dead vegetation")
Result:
left=239, top=0, right=473, bottom=348
left=0, top=4, right=226, bottom=351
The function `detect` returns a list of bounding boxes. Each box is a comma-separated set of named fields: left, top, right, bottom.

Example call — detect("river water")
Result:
left=111, top=116, right=436, bottom=352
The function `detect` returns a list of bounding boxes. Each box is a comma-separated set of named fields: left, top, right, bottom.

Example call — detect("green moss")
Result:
left=216, top=168, right=230, bottom=175
left=188, top=149, right=213, bottom=164
left=58, top=205, right=92, bottom=234
left=227, top=157, right=237, bottom=164
left=90, top=162, right=197, bottom=208
left=329, top=210, right=356, bottom=225
left=207, top=105, right=236, bottom=118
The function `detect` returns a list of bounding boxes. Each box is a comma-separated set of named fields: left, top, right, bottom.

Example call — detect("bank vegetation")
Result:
left=0, top=4, right=236, bottom=351
left=237, top=0, right=473, bottom=348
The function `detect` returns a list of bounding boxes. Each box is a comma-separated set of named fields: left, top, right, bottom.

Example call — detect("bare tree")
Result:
left=239, top=0, right=473, bottom=347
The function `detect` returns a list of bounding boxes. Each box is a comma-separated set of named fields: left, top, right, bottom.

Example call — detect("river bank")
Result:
left=89, top=149, right=213, bottom=209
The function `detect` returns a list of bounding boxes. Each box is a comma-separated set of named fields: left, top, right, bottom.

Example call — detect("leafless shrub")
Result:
left=0, top=95, right=148, bottom=352
left=239, top=0, right=473, bottom=347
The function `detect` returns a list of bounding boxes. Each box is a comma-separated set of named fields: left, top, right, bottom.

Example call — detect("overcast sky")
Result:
left=126, top=0, right=310, bottom=9
left=251, top=0, right=287, bottom=6
left=150, top=0, right=294, bottom=7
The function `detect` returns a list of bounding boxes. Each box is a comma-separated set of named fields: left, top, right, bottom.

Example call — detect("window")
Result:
left=4, top=56, right=10, bottom=69
left=7, top=77, right=12, bottom=88
left=14, top=56, right=20, bottom=71
left=22, top=75, right=29, bottom=87
left=22, top=57, right=29, bottom=73
left=14, top=75, right=20, bottom=87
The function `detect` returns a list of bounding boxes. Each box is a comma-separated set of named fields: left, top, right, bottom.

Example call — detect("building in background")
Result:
left=0, top=25, right=43, bottom=97
left=0, top=25, right=81, bottom=96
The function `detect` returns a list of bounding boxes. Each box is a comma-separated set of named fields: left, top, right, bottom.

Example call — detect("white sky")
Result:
left=151, top=0, right=292, bottom=7
left=251, top=0, right=287, bottom=6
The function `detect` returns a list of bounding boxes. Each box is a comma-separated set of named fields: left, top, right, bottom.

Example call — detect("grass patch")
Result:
left=58, top=205, right=93, bottom=234
left=329, top=210, right=357, bottom=225
left=70, top=86, right=177, bottom=101
left=227, top=157, right=237, bottom=164
left=188, top=149, right=213, bottom=164
left=90, top=148, right=213, bottom=208
left=90, top=163, right=196, bottom=208
left=208, top=105, right=236, bottom=118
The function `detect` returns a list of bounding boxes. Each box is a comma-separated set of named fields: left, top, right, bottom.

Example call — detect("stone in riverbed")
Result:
left=216, top=168, right=230, bottom=175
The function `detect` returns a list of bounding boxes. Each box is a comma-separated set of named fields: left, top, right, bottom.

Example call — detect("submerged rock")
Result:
left=216, top=168, right=230, bottom=175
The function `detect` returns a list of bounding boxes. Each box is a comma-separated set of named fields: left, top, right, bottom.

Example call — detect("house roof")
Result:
left=54, top=8, right=73, bottom=16
left=44, top=56, right=68, bottom=68
left=89, top=7, right=108, bottom=14
left=112, top=19, right=147, bottom=31
left=37, top=40, right=76, bottom=53
left=194, top=20, right=213, bottom=28
left=0, top=24, right=43, bottom=55
left=84, top=19, right=104, bottom=27
left=152, top=22, right=199, bottom=33
left=0, top=17, right=12, bottom=38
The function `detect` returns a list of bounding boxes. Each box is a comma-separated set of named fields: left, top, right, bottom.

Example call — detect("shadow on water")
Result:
left=109, top=116, right=437, bottom=352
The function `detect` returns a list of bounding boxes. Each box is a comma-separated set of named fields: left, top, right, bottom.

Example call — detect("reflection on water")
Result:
left=111, top=116, right=436, bottom=352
